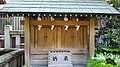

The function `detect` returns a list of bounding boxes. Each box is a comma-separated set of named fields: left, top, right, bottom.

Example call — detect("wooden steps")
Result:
left=30, top=54, right=87, bottom=67
left=31, top=62, right=86, bottom=67
left=30, top=49, right=88, bottom=67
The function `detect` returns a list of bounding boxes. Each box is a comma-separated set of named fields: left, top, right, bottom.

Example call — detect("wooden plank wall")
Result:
left=61, top=26, right=87, bottom=48
left=34, top=26, right=57, bottom=48
left=30, top=26, right=87, bottom=49
left=30, top=25, right=88, bottom=66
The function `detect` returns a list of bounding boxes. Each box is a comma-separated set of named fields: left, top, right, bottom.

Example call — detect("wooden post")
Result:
left=89, top=17, right=95, bottom=57
left=4, top=25, right=12, bottom=48
left=24, top=16, right=30, bottom=67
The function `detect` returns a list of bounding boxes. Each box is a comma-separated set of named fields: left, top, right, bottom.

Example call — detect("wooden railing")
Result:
left=0, top=49, right=24, bottom=67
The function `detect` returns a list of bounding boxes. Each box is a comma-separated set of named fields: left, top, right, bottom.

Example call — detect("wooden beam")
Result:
left=31, top=20, right=89, bottom=26
left=89, top=17, right=95, bottom=57
left=24, top=16, right=30, bottom=67
left=21, top=20, right=89, bottom=26
left=31, top=48, right=88, bottom=55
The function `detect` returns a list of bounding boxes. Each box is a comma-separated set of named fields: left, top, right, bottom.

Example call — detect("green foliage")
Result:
left=90, top=1, right=120, bottom=67
left=106, top=0, right=120, bottom=10
left=95, top=0, right=120, bottom=51
left=87, top=53, right=120, bottom=67
left=102, top=46, right=120, bottom=52
left=95, top=16, right=120, bottom=51
left=105, top=64, right=113, bottom=67
left=87, top=59, right=106, bottom=67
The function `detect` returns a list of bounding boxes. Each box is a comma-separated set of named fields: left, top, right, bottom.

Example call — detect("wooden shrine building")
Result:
left=0, top=0, right=120, bottom=67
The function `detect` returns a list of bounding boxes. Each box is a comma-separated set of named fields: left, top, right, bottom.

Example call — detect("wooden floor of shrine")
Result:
left=30, top=61, right=87, bottom=67
left=30, top=49, right=88, bottom=67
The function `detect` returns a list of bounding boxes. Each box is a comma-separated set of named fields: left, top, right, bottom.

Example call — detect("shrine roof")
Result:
left=0, top=0, right=120, bottom=15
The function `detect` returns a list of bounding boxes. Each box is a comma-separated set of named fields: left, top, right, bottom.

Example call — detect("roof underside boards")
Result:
left=0, top=0, right=119, bottom=15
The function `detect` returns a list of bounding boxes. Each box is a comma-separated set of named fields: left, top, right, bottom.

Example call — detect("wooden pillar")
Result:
left=4, top=25, right=12, bottom=48
left=24, top=16, right=30, bottom=67
left=89, top=17, right=95, bottom=57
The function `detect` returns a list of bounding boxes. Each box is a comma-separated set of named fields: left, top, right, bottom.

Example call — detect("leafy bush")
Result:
left=87, top=59, right=106, bottom=67
left=95, top=16, right=120, bottom=51
left=87, top=52, right=120, bottom=67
